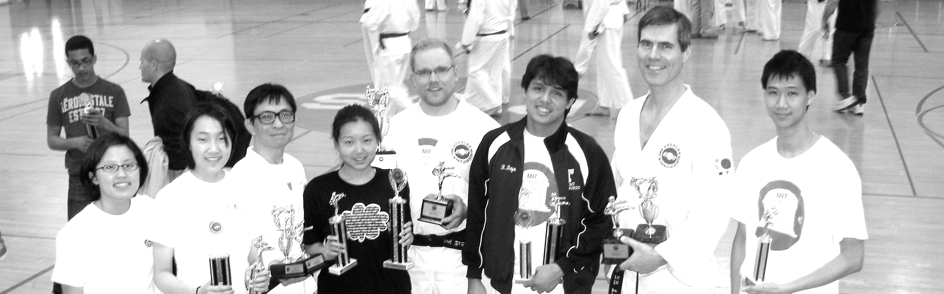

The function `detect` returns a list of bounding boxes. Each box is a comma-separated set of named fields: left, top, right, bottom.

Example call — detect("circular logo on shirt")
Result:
left=209, top=221, right=223, bottom=234
left=658, top=144, right=681, bottom=168
left=452, top=141, right=474, bottom=163
left=757, top=180, right=805, bottom=251
left=716, top=158, right=733, bottom=175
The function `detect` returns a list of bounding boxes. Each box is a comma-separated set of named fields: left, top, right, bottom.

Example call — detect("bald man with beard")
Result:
left=140, top=39, right=199, bottom=181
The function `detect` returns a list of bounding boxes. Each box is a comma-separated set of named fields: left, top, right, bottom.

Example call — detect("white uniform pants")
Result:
left=464, top=35, right=510, bottom=112
left=609, top=266, right=708, bottom=294
left=744, top=0, right=759, bottom=31
left=408, top=247, right=468, bottom=294
left=757, top=0, right=781, bottom=39
left=674, top=0, right=692, bottom=20
left=372, top=35, right=413, bottom=111
left=715, top=0, right=745, bottom=26
left=798, top=0, right=836, bottom=61
left=426, top=0, right=447, bottom=10
left=593, top=27, right=633, bottom=109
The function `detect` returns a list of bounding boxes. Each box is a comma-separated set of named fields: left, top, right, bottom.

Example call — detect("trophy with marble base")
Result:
left=602, top=196, right=635, bottom=264
left=630, top=177, right=667, bottom=244
left=418, top=161, right=459, bottom=225
left=328, top=192, right=358, bottom=275
left=267, top=206, right=326, bottom=279
left=367, top=86, right=397, bottom=170
left=384, top=168, right=414, bottom=270
left=515, top=194, right=568, bottom=284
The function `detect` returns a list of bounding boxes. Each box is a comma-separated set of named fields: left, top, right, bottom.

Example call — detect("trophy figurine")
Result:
left=419, top=161, right=459, bottom=225
left=754, top=207, right=777, bottom=283
left=367, top=86, right=397, bottom=169
left=268, top=206, right=326, bottom=279
left=78, top=93, right=99, bottom=139
left=384, top=168, right=414, bottom=270
left=328, top=192, right=358, bottom=275
left=247, top=239, right=273, bottom=294
left=630, top=177, right=667, bottom=244
left=602, top=196, right=635, bottom=264
left=515, top=193, right=568, bottom=284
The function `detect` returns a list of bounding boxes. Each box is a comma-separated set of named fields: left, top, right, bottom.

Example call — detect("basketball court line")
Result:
left=872, top=75, right=918, bottom=196
left=513, top=25, right=571, bottom=61
left=896, top=11, right=928, bottom=53
left=220, top=3, right=344, bottom=38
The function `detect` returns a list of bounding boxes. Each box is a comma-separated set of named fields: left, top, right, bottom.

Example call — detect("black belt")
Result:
left=412, top=230, right=465, bottom=250
left=476, top=30, right=507, bottom=37
left=379, top=32, right=409, bottom=49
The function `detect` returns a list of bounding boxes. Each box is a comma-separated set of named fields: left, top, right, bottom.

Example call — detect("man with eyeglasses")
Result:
left=45, top=34, right=131, bottom=294
left=46, top=35, right=131, bottom=221
left=384, top=38, right=498, bottom=294
left=229, top=83, right=314, bottom=294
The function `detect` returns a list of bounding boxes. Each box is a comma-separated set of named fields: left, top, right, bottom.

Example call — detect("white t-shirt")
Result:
left=386, top=99, right=498, bottom=272
left=52, top=196, right=160, bottom=294
left=610, top=85, right=734, bottom=292
left=732, top=136, right=868, bottom=294
left=150, top=171, right=252, bottom=294
left=230, top=149, right=315, bottom=294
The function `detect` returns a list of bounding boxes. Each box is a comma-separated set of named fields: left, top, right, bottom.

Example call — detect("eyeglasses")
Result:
left=413, top=66, right=455, bottom=79
left=252, top=110, right=296, bottom=124
left=96, top=163, right=140, bottom=173
left=67, top=58, right=93, bottom=67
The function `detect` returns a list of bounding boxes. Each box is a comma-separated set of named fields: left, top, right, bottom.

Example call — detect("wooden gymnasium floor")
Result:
left=1, top=0, right=943, bottom=293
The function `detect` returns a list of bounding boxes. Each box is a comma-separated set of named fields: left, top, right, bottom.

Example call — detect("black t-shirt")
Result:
left=836, top=0, right=878, bottom=32
left=302, top=168, right=411, bottom=294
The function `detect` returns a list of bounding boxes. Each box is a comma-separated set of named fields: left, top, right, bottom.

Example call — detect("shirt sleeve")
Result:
left=47, top=88, right=63, bottom=127
left=112, top=85, right=131, bottom=118
left=463, top=132, right=493, bottom=279
left=51, top=224, right=87, bottom=287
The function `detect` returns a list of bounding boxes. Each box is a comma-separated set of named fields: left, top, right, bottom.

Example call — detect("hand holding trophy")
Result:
left=602, top=196, right=635, bottom=264
left=418, top=161, right=460, bottom=225
left=328, top=192, right=358, bottom=275
left=268, top=206, right=326, bottom=280
left=515, top=193, right=568, bottom=284
left=753, top=207, right=778, bottom=283
left=383, top=168, right=414, bottom=270
left=246, top=239, right=273, bottom=294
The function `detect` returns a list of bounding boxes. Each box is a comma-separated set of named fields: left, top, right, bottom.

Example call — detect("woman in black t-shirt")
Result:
left=303, top=104, right=413, bottom=294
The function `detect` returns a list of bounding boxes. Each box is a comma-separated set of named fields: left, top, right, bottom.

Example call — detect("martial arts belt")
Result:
left=379, top=32, right=409, bottom=50
left=412, top=230, right=466, bottom=250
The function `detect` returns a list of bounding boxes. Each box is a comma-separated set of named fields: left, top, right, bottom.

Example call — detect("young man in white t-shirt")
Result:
left=730, top=50, right=867, bottom=294
left=384, top=38, right=500, bottom=294
left=230, top=83, right=315, bottom=294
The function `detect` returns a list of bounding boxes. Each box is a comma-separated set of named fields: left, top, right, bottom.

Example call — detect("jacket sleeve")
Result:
left=555, top=141, right=615, bottom=274
left=463, top=131, right=493, bottom=279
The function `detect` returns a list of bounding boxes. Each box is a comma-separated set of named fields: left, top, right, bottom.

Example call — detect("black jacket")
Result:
left=143, top=71, right=198, bottom=170
left=463, top=118, right=615, bottom=294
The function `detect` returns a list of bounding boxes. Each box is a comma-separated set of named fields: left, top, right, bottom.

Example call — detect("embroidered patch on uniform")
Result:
left=715, top=158, right=733, bottom=175
left=209, top=221, right=223, bottom=234
left=144, top=239, right=153, bottom=248
left=658, top=144, right=681, bottom=168
left=452, top=141, right=474, bottom=163
left=342, top=203, right=389, bottom=242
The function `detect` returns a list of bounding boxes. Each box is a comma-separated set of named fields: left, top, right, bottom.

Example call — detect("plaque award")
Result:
left=602, top=196, right=635, bottom=264
left=754, top=207, right=777, bottom=283
left=418, top=161, right=459, bottom=225
left=268, top=206, right=326, bottom=279
left=247, top=240, right=273, bottom=294
left=328, top=192, right=358, bottom=275
left=515, top=194, right=568, bottom=284
left=630, top=177, right=667, bottom=244
left=384, top=168, right=414, bottom=270
left=367, top=86, right=397, bottom=170
left=209, top=253, right=233, bottom=286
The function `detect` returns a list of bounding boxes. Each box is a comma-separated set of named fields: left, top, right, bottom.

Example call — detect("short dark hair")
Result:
left=761, top=50, right=817, bottom=93
left=331, top=104, right=382, bottom=144
left=244, top=83, right=297, bottom=121
left=80, top=133, right=149, bottom=201
left=521, top=54, right=580, bottom=100
left=638, top=6, right=692, bottom=52
left=410, top=38, right=455, bottom=71
left=65, top=35, right=95, bottom=56
left=181, top=102, right=239, bottom=170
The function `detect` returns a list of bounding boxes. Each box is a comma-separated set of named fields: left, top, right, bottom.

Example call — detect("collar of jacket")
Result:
left=141, top=71, right=177, bottom=104
left=505, top=117, right=570, bottom=154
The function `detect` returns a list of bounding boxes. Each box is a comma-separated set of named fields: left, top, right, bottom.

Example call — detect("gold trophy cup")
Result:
left=630, top=177, right=667, bottom=244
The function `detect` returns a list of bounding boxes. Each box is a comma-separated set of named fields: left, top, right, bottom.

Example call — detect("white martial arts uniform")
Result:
left=574, top=0, right=633, bottom=110
left=797, top=0, right=836, bottom=62
left=426, top=0, right=447, bottom=11
left=461, top=0, right=514, bottom=112
left=610, top=86, right=733, bottom=293
left=732, top=137, right=868, bottom=294
left=385, top=98, right=499, bottom=294
left=675, top=0, right=692, bottom=19
left=715, top=0, right=746, bottom=27
left=230, top=149, right=315, bottom=294
left=757, top=0, right=781, bottom=40
left=362, top=0, right=421, bottom=112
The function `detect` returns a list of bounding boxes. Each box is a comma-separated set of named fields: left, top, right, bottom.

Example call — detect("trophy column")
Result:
left=754, top=208, right=777, bottom=282
left=328, top=192, right=358, bottom=275
left=384, top=168, right=414, bottom=270
left=515, top=194, right=568, bottom=284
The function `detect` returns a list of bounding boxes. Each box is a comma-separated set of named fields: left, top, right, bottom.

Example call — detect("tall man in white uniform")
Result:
left=362, top=0, right=421, bottom=113
left=230, top=84, right=315, bottom=294
left=757, top=0, right=781, bottom=40
left=797, top=0, right=835, bottom=64
left=609, top=7, right=734, bottom=293
left=385, top=38, right=500, bottom=294
left=573, top=0, right=633, bottom=118
left=459, top=0, right=515, bottom=116
left=730, top=50, right=866, bottom=294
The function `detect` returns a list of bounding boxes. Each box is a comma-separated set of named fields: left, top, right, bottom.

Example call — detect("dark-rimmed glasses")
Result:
left=96, top=163, right=140, bottom=173
left=252, top=111, right=296, bottom=124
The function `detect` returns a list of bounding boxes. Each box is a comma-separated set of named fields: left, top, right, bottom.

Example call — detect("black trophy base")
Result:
left=328, top=259, right=358, bottom=275
left=383, top=260, right=415, bottom=270
left=418, top=198, right=453, bottom=225
left=602, top=228, right=635, bottom=264
left=270, top=254, right=328, bottom=280
left=633, top=224, right=667, bottom=244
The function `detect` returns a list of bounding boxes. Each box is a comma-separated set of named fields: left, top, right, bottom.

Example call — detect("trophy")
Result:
left=367, top=86, right=397, bottom=170
left=630, top=177, right=667, bottom=244
left=384, top=168, right=414, bottom=270
left=247, top=240, right=273, bottom=294
left=754, top=207, right=777, bottom=283
left=78, top=93, right=98, bottom=139
left=328, top=192, right=358, bottom=275
left=268, top=206, right=326, bottom=279
left=602, top=196, right=635, bottom=264
left=515, top=194, right=568, bottom=284
left=418, top=161, right=459, bottom=225
left=209, top=253, right=232, bottom=286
